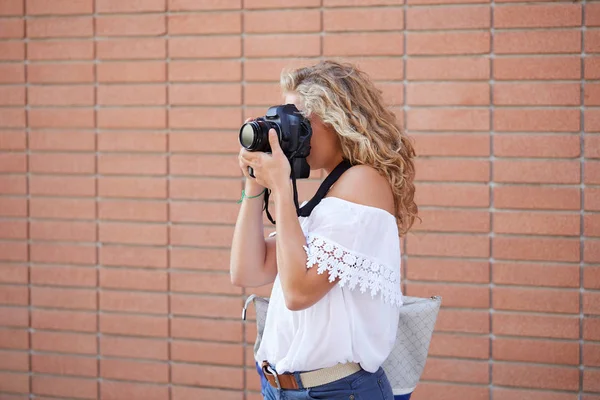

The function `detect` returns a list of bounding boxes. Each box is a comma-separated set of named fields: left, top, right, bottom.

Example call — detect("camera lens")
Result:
left=240, top=122, right=258, bottom=149
left=239, top=120, right=271, bottom=152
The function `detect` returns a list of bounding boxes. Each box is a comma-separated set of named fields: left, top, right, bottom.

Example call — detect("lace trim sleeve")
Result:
left=303, top=234, right=403, bottom=307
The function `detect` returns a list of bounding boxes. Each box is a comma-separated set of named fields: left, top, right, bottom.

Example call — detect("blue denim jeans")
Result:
left=257, top=362, right=411, bottom=400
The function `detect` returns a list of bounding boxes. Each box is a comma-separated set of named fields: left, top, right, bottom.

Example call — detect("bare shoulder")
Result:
left=327, top=164, right=395, bottom=215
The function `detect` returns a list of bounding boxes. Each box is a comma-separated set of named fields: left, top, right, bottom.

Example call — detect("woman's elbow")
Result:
left=284, top=291, right=312, bottom=311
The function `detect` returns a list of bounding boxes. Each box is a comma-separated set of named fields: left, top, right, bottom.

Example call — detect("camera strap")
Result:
left=263, top=159, right=353, bottom=225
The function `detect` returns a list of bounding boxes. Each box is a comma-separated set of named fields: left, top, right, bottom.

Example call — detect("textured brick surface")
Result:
left=0, top=0, right=597, bottom=399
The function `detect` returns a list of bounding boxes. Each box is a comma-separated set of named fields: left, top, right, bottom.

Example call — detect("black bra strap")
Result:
left=298, top=159, right=353, bottom=218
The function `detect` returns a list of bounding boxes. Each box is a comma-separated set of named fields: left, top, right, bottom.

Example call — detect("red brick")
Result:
left=0, top=18, right=24, bottom=38
left=244, top=34, right=320, bottom=58
left=100, top=314, right=168, bottom=337
left=97, top=0, right=165, bottom=13
left=413, top=133, right=489, bottom=157
left=170, top=201, right=238, bottom=225
left=0, top=305, right=28, bottom=327
left=32, top=354, right=96, bottom=377
left=101, top=359, right=168, bottom=383
left=494, top=262, right=579, bottom=288
left=97, top=108, right=166, bottom=129
left=29, top=152, right=94, bottom=174
left=171, top=294, right=240, bottom=319
left=415, top=158, right=489, bottom=182
left=586, top=188, right=600, bottom=211
left=30, top=220, right=95, bottom=242
left=170, top=225, right=234, bottom=247
left=408, top=108, right=489, bottom=131
left=496, top=30, right=581, bottom=55
left=329, top=33, right=400, bottom=58
left=493, top=363, right=579, bottom=391
left=30, top=175, right=95, bottom=197
left=27, top=63, right=93, bottom=83
left=407, top=233, right=489, bottom=258
left=495, top=4, right=581, bottom=28
left=415, top=182, right=489, bottom=207
left=584, top=343, right=600, bottom=367
left=0, top=371, right=28, bottom=394
left=0, top=64, right=24, bottom=83
left=172, top=340, right=243, bottom=365
left=586, top=84, right=600, bottom=107
left=495, top=109, right=579, bottom=133
left=100, top=291, right=168, bottom=314
left=31, top=309, right=96, bottom=332
left=588, top=3, right=600, bottom=27
left=586, top=161, right=600, bottom=184
left=169, top=36, right=241, bottom=58
left=100, top=336, right=168, bottom=360
left=171, top=271, right=241, bottom=295
left=97, top=14, right=165, bottom=36
left=26, top=0, right=92, bottom=15
left=28, top=84, right=93, bottom=106
left=428, top=333, right=489, bottom=360
left=31, top=265, right=96, bottom=287
left=495, top=185, right=580, bottom=210
left=586, top=214, right=600, bottom=237
left=585, top=267, right=600, bottom=289
left=31, top=243, right=96, bottom=265
left=407, top=5, right=489, bottom=30
left=28, top=40, right=92, bottom=60
left=169, top=107, right=241, bottom=129
left=586, top=30, right=600, bottom=53
left=407, top=82, right=489, bottom=106
left=0, top=0, right=23, bottom=15
left=100, top=245, right=167, bottom=269
left=494, top=134, right=580, bottom=159
left=0, top=285, right=27, bottom=306
left=169, top=60, right=241, bottom=82
left=584, top=370, right=600, bottom=392
left=30, top=198, right=94, bottom=219
left=0, top=153, right=26, bottom=173
left=172, top=363, right=243, bottom=390
left=494, top=212, right=579, bottom=236
left=0, top=130, right=26, bottom=151
left=99, top=222, right=167, bottom=246
left=169, top=131, right=239, bottom=153
left=0, top=328, right=28, bottom=350
left=0, top=175, right=26, bottom=195
left=0, top=41, right=23, bottom=60
left=243, top=58, right=318, bottom=82
left=494, top=237, right=580, bottom=262
left=406, top=282, right=489, bottom=308
left=170, top=83, right=241, bottom=106
left=27, top=16, right=92, bottom=38
left=97, top=38, right=166, bottom=60
left=414, top=383, right=489, bottom=400
left=32, top=376, right=96, bottom=399
left=406, top=258, right=489, bottom=284
left=495, top=338, right=579, bottom=366
left=0, top=108, right=25, bottom=128
left=407, top=32, right=490, bottom=55
left=0, top=198, right=26, bottom=218
left=99, top=200, right=167, bottom=222
left=493, top=313, right=579, bottom=339
left=585, top=318, right=600, bottom=341
left=100, top=268, right=167, bottom=292
left=587, top=109, right=600, bottom=133
left=412, top=209, right=489, bottom=233
left=169, top=0, right=240, bottom=10
left=97, top=84, right=165, bottom=106
left=494, top=56, right=581, bottom=80
left=98, top=154, right=166, bottom=176
left=0, top=264, right=27, bottom=285
left=28, top=107, right=94, bottom=128
left=97, top=61, right=165, bottom=83
left=171, top=317, right=242, bottom=341
left=169, top=12, right=241, bottom=35
left=493, top=287, right=579, bottom=314
left=170, top=154, right=240, bottom=177
left=421, top=358, right=489, bottom=384
left=586, top=57, right=600, bottom=79
left=170, top=248, right=230, bottom=271
left=98, top=131, right=166, bottom=152
left=244, top=82, right=283, bottom=106
left=324, top=8, right=402, bottom=31
left=584, top=292, right=600, bottom=315
left=101, top=381, right=169, bottom=400
left=495, top=83, right=580, bottom=106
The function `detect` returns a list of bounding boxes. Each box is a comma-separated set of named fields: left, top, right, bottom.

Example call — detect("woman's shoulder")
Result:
left=326, top=164, right=395, bottom=217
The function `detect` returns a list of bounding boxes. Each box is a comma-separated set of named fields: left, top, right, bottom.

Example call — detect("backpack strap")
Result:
left=298, top=159, right=353, bottom=218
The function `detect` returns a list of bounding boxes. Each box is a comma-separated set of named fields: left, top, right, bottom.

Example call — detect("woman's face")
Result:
left=284, top=92, right=343, bottom=173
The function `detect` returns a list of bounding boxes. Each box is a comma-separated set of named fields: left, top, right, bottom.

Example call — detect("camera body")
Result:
left=239, top=104, right=312, bottom=179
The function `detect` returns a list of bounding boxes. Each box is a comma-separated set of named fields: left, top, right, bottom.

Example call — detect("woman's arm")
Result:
left=273, top=165, right=395, bottom=311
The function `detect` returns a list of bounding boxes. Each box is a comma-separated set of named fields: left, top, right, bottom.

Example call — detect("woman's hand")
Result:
left=239, top=129, right=291, bottom=194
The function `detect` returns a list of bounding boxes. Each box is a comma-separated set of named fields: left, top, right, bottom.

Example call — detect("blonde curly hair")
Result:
left=280, top=60, right=418, bottom=236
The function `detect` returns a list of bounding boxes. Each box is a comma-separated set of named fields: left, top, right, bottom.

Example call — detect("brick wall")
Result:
left=0, top=0, right=598, bottom=399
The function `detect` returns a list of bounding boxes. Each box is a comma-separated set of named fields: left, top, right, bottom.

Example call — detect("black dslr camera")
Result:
left=239, top=104, right=312, bottom=179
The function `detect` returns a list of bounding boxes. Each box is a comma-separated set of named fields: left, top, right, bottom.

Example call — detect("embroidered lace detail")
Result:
left=303, top=234, right=403, bottom=307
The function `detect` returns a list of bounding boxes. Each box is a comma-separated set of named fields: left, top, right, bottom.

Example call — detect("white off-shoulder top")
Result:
left=255, top=196, right=403, bottom=374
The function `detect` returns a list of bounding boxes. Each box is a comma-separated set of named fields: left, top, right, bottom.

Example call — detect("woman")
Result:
left=230, top=60, right=417, bottom=400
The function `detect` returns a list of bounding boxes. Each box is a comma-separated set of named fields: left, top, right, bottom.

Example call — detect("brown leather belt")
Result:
left=261, top=360, right=362, bottom=390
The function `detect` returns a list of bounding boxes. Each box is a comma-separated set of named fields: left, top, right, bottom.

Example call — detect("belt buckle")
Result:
left=262, top=362, right=281, bottom=389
